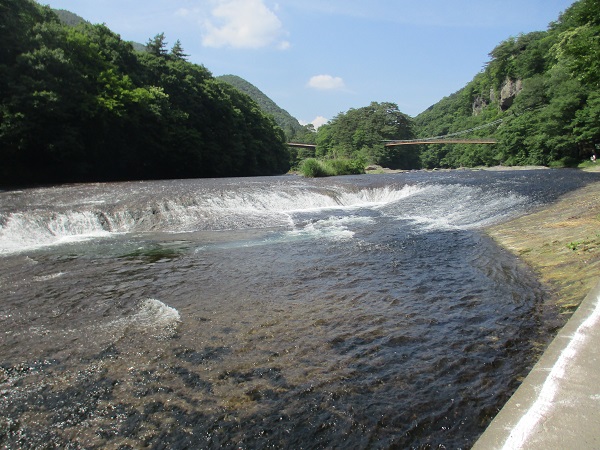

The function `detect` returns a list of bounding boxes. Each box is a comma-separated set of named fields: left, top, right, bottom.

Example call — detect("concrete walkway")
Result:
left=473, top=280, right=600, bottom=449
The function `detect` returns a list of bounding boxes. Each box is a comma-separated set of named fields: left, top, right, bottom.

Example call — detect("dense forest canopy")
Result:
left=413, top=0, right=600, bottom=168
left=314, top=102, right=419, bottom=170
left=0, top=0, right=290, bottom=185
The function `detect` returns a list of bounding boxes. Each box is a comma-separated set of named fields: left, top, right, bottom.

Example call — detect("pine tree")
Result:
left=146, top=32, right=168, bottom=57
left=171, top=39, right=188, bottom=60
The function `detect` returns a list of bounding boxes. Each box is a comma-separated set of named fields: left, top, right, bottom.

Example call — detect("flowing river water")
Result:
left=1, top=169, right=599, bottom=449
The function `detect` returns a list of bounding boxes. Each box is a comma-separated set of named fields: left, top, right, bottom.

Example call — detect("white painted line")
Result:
left=501, top=291, right=600, bottom=449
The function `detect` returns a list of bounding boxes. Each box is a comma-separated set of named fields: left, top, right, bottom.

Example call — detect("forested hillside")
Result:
left=217, top=75, right=303, bottom=139
left=289, top=0, right=599, bottom=172
left=0, top=0, right=290, bottom=185
left=315, top=102, right=419, bottom=170
left=52, top=9, right=87, bottom=27
left=414, top=0, right=600, bottom=168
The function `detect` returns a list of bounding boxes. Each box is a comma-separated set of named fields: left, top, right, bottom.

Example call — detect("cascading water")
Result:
left=1, top=170, right=599, bottom=449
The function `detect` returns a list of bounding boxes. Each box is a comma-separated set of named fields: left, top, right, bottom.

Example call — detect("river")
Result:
left=1, top=169, right=598, bottom=448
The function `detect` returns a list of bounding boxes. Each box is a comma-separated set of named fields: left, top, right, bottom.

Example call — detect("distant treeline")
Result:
left=0, top=0, right=290, bottom=185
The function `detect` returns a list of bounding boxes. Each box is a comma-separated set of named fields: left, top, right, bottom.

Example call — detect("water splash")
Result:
left=0, top=179, right=533, bottom=254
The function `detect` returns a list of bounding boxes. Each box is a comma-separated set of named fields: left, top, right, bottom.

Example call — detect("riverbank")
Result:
left=486, top=173, right=600, bottom=313
left=363, top=164, right=551, bottom=174
left=474, top=170, right=600, bottom=449
left=365, top=164, right=600, bottom=312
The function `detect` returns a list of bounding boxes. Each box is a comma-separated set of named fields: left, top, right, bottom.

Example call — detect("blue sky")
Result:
left=42, top=0, right=575, bottom=127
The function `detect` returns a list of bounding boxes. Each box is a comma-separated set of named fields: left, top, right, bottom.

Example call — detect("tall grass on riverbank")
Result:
left=299, top=158, right=365, bottom=177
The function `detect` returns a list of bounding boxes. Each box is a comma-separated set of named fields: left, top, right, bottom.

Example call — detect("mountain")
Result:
left=53, top=9, right=87, bottom=26
left=217, top=75, right=304, bottom=140
left=52, top=9, right=147, bottom=53
left=413, top=0, right=599, bottom=169
left=2, top=1, right=290, bottom=185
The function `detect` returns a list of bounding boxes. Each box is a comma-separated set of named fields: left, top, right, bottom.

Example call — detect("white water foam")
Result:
left=387, top=184, right=531, bottom=231
left=130, top=298, right=181, bottom=339
left=292, top=215, right=382, bottom=241
left=0, top=185, right=422, bottom=254
left=24, top=299, right=181, bottom=343
left=0, top=183, right=530, bottom=254
left=33, top=272, right=65, bottom=282
left=0, top=211, right=113, bottom=254
left=103, top=298, right=181, bottom=341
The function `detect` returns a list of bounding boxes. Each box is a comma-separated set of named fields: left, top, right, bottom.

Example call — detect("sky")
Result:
left=42, top=0, right=576, bottom=128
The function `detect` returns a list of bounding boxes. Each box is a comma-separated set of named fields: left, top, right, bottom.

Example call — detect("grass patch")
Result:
left=578, top=159, right=599, bottom=169
left=299, top=158, right=365, bottom=177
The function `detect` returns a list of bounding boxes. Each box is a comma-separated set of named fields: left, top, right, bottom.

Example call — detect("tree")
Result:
left=146, top=32, right=168, bottom=57
left=315, top=102, right=419, bottom=169
left=0, top=1, right=291, bottom=184
left=170, top=39, right=188, bottom=60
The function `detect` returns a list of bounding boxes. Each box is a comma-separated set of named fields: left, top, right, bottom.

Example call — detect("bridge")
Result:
left=385, top=118, right=502, bottom=146
left=287, top=118, right=503, bottom=149
left=287, top=142, right=316, bottom=149
left=384, top=138, right=497, bottom=146
left=287, top=138, right=497, bottom=148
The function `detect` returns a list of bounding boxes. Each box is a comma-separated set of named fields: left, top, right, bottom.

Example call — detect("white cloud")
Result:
left=310, top=116, right=329, bottom=129
left=300, top=116, right=329, bottom=129
left=307, top=74, right=345, bottom=91
left=201, top=0, right=289, bottom=49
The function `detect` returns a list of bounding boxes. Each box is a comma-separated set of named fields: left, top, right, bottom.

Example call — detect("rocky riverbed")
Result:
left=486, top=169, right=600, bottom=314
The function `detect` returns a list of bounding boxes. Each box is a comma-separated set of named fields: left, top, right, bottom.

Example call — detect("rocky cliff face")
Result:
left=499, top=78, right=523, bottom=110
left=472, top=79, right=522, bottom=115
left=472, top=88, right=497, bottom=115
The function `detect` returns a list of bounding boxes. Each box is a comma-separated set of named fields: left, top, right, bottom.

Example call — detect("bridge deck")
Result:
left=287, top=142, right=317, bottom=148
left=385, top=138, right=497, bottom=146
left=287, top=139, right=497, bottom=149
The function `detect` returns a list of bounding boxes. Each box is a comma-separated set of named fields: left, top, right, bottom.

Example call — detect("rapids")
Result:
left=1, top=169, right=599, bottom=448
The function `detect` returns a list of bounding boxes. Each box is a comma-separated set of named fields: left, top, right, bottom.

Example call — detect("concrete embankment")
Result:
left=473, top=278, right=600, bottom=449
left=474, top=175, right=600, bottom=448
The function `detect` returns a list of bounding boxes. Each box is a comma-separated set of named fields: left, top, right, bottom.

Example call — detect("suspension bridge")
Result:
left=287, top=118, right=503, bottom=148
left=383, top=118, right=502, bottom=146
left=287, top=142, right=317, bottom=149
left=384, top=138, right=497, bottom=146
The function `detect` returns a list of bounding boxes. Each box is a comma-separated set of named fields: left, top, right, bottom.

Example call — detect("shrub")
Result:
left=300, top=158, right=330, bottom=177
left=324, top=158, right=365, bottom=175
left=299, top=158, right=365, bottom=177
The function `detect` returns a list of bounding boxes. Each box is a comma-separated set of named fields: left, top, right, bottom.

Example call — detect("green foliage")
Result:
left=314, top=102, right=419, bottom=169
left=170, top=39, right=188, bottom=60
left=300, top=158, right=329, bottom=177
left=217, top=74, right=304, bottom=140
left=52, top=9, right=88, bottom=27
left=299, top=158, right=365, bottom=177
left=146, top=32, right=168, bottom=57
left=414, top=0, right=600, bottom=169
left=0, top=1, right=290, bottom=184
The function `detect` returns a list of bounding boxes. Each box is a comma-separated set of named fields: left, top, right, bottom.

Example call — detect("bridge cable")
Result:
left=383, top=118, right=504, bottom=143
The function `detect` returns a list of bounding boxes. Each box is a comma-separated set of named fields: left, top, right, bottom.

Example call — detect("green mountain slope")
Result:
left=53, top=8, right=147, bottom=53
left=1, top=1, right=290, bottom=184
left=414, top=0, right=600, bottom=168
left=53, top=9, right=87, bottom=26
left=217, top=74, right=304, bottom=140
